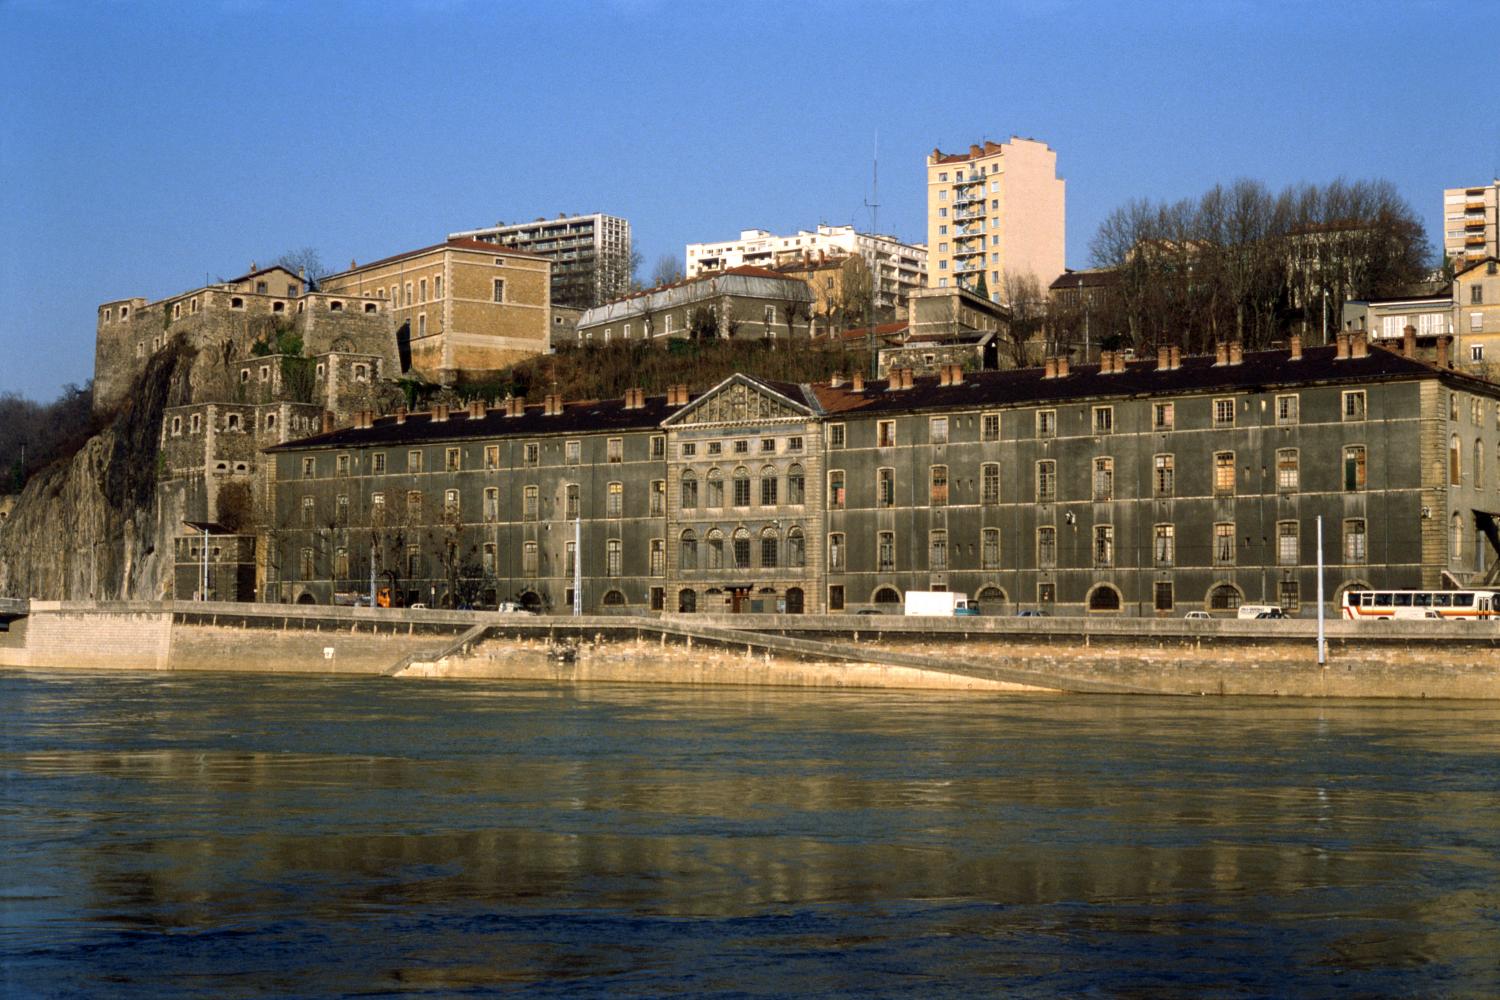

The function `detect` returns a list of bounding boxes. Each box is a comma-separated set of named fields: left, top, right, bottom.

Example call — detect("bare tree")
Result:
left=274, top=247, right=328, bottom=291
left=650, top=254, right=683, bottom=288
left=836, top=256, right=874, bottom=334
left=1001, top=272, right=1047, bottom=367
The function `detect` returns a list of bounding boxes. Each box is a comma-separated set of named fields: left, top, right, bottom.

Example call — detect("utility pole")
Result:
left=1316, top=514, right=1327, bottom=666
left=573, top=516, right=582, bottom=616
left=864, top=131, right=880, bottom=380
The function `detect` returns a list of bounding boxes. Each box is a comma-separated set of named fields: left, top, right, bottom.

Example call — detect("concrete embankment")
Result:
left=3, top=601, right=1499, bottom=698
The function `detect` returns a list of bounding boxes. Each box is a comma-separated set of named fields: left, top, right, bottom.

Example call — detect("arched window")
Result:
left=678, top=589, right=697, bottom=613
left=707, top=529, right=724, bottom=569
left=602, top=590, right=626, bottom=606
left=706, top=468, right=724, bottom=508
left=1475, top=440, right=1484, bottom=490
left=1208, top=583, right=1242, bottom=611
left=680, top=470, right=698, bottom=509
left=760, top=527, right=779, bottom=568
left=873, top=586, right=902, bottom=605
left=1089, top=584, right=1124, bottom=612
left=1452, top=512, right=1464, bottom=562
left=760, top=465, right=779, bottom=507
left=732, top=467, right=751, bottom=507
left=732, top=527, right=751, bottom=568
left=786, top=463, right=805, bottom=505
left=1450, top=434, right=1461, bottom=485
left=785, top=587, right=804, bottom=614
left=786, top=527, right=806, bottom=568
left=680, top=529, right=698, bottom=570
left=977, top=586, right=1006, bottom=608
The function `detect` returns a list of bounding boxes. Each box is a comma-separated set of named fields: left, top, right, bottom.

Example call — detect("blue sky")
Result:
left=2, top=0, right=1495, bottom=400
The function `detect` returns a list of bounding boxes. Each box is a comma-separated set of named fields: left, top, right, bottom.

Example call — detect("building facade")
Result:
left=268, top=334, right=1500, bottom=615
left=686, top=225, right=926, bottom=317
left=574, top=267, right=814, bottom=345
left=1455, top=257, right=1500, bottom=371
left=1444, top=181, right=1499, bottom=264
left=926, top=137, right=1065, bottom=300
left=320, top=239, right=551, bottom=381
left=451, top=213, right=633, bottom=309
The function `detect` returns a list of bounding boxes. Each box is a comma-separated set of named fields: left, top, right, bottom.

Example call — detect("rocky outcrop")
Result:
left=0, top=345, right=196, bottom=600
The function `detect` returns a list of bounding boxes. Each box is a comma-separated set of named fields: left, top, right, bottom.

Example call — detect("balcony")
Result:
left=1467, top=235, right=1488, bottom=246
left=1467, top=216, right=1488, bottom=228
left=953, top=207, right=986, bottom=221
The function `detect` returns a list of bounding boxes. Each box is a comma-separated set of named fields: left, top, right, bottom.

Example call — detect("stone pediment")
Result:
left=663, top=374, right=815, bottom=428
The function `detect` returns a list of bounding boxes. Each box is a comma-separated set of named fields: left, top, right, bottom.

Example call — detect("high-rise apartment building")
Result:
left=451, top=213, right=632, bottom=309
left=926, top=137, right=1065, bottom=300
left=1444, top=182, right=1499, bottom=264
left=686, top=224, right=926, bottom=316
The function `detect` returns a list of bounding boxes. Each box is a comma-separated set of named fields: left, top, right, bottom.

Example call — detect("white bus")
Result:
left=1341, top=589, right=1499, bottom=621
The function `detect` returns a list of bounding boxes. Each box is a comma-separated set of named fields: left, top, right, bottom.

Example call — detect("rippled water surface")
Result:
left=3, top=669, right=1500, bottom=997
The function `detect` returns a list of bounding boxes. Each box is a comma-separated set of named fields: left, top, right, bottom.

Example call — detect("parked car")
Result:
left=1254, top=609, right=1289, bottom=619
left=1016, top=610, right=1049, bottom=617
left=1184, top=611, right=1212, bottom=620
left=856, top=608, right=884, bottom=616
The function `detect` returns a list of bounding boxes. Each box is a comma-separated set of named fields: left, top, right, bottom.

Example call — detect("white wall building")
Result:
left=451, top=213, right=632, bottom=309
left=686, top=224, right=926, bottom=315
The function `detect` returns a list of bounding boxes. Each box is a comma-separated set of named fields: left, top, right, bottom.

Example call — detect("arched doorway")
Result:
left=519, top=590, right=543, bottom=612
left=602, top=590, right=626, bottom=608
left=873, top=587, right=902, bottom=607
left=1087, top=584, right=1122, bottom=613
left=785, top=587, right=804, bottom=614
left=678, top=589, right=697, bottom=613
left=976, top=586, right=1006, bottom=613
left=1207, top=583, right=1243, bottom=613
left=296, top=592, right=317, bottom=605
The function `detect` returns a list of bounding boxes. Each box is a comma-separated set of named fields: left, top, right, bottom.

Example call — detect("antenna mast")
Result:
left=863, top=131, right=880, bottom=378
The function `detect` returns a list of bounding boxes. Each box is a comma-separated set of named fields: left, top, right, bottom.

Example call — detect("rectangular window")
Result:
left=734, top=440, right=749, bottom=455
left=787, top=435, right=804, bottom=453
left=1038, top=582, right=1056, bottom=607
left=930, top=465, right=949, bottom=506
left=981, top=528, right=1000, bottom=570
left=1154, top=524, right=1174, bottom=566
left=523, top=485, right=539, bottom=521
left=1154, top=582, right=1174, bottom=613
left=1344, top=519, right=1367, bottom=563
left=484, top=487, right=499, bottom=522
left=336, top=454, right=350, bottom=477
left=523, top=442, right=539, bottom=467
left=408, top=449, right=423, bottom=473
left=1153, top=402, right=1174, bottom=430
left=929, top=530, right=948, bottom=571
left=336, top=494, right=349, bottom=526
left=492, top=278, right=505, bottom=303
left=523, top=542, right=538, bottom=577
left=484, top=445, right=499, bottom=470
left=1278, top=520, right=1299, bottom=565
left=1036, top=460, right=1056, bottom=503
left=372, top=453, right=386, bottom=474
left=1472, top=285, right=1484, bottom=305
left=650, top=539, right=665, bottom=577
left=828, top=532, right=845, bottom=571
left=1093, top=406, right=1113, bottom=434
left=1214, top=522, right=1235, bottom=565
left=1037, top=526, right=1056, bottom=568
left=828, top=470, right=846, bottom=510
left=1213, top=398, right=1235, bottom=427
left=445, top=447, right=461, bottom=472
left=1092, top=457, right=1114, bottom=502
left=301, top=495, right=315, bottom=526
left=565, top=483, right=580, bottom=519
left=301, top=457, right=315, bottom=479
left=1214, top=452, right=1235, bottom=495
left=981, top=463, right=1000, bottom=505
left=1343, top=445, right=1367, bottom=491
left=828, top=585, right=845, bottom=611
left=679, top=442, right=695, bottom=459
left=930, top=416, right=949, bottom=444
left=1342, top=390, right=1367, bottom=421
left=877, top=420, right=896, bottom=447
left=608, top=438, right=623, bottom=463
left=878, top=531, right=895, bottom=572
left=606, top=539, right=622, bottom=577
left=760, top=438, right=776, bottom=454
left=733, top=471, right=751, bottom=507
left=1279, top=580, right=1301, bottom=613
left=1094, top=525, right=1114, bottom=567
left=1276, top=394, right=1299, bottom=425
left=1037, top=410, right=1056, bottom=437
left=829, top=424, right=845, bottom=449
left=607, top=481, right=623, bottom=518
left=651, top=435, right=666, bottom=460
left=876, top=467, right=895, bottom=508
left=1277, top=449, right=1299, bottom=493
left=406, top=490, right=423, bottom=521
left=482, top=543, right=496, bottom=575
left=650, top=480, right=666, bottom=516
left=981, top=413, right=1000, bottom=441
left=1154, top=454, right=1174, bottom=497
left=760, top=471, right=778, bottom=507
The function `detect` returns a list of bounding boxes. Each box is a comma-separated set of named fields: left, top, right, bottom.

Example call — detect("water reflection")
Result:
left=3, top=670, right=1500, bottom=997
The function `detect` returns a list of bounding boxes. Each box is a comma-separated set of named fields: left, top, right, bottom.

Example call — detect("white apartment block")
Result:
left=451, top=213, right=633, bottom=309
left=1444, top=182, right=1499, bottom=263
left=685, top=224, right=926, bottom=315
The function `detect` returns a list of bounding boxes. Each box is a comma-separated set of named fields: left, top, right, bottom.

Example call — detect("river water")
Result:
left=3, top=669, right=1499, bottom=998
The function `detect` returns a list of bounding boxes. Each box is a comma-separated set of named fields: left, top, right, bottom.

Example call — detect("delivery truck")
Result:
left=904, top=591, right=979, bottom=616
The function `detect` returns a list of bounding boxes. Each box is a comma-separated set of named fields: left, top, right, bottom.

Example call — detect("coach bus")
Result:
left=1341, top=589, right=1499, bottom=620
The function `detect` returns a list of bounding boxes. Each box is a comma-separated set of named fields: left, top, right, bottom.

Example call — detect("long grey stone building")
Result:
left=265, top=332, right=1500, bottom=615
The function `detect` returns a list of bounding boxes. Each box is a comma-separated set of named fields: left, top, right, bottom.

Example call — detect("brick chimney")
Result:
left=321, top=409, right=334, bottom=433
left=1335, top=331, right=1350, bottom=360
left=948, top=363, right=963, bottom=385
left=1157, top=345, right=1171, bottom=371
left=851, top=371, right=865, bottom=392
left=1229, top=340, right=1244, bottom=365
left=830, top=371, right=845, bottom=388
left=544, top=394, right=562, bottom=416
left=1289, top=333, right=1302, bottom=361
left=1169, top=345, right=1181, bottom=370
left=1437, top=335, right=1452, bottom=369
left=1403, top=325, right=1417, bottom=358
left=468, top=399, right=485, bottom=419
left=432, top=403, right=449, bottom=423
left=1044, top=357, right=1058, bottom=379
left=1214, top=341, right=1229, bottom=366
left=395, top=406, right=407, bottom=425
left=902, top=367, right=915, bottom=390
left=1351, top=329, right=1368, bottom=359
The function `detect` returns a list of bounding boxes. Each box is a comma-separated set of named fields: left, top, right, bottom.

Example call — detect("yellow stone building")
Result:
left=925, top=137, right=1065, bottom=301
left=321, top=238, right=551, bottom=381
left=1455, top=256, right=1500, bottom=372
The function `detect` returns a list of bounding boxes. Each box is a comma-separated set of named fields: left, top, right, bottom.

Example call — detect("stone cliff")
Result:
left=0, top=345, right=197, bottom=600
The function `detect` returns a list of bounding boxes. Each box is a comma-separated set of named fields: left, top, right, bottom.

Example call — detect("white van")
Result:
left=1236, top=604, right=1282, bottom=619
